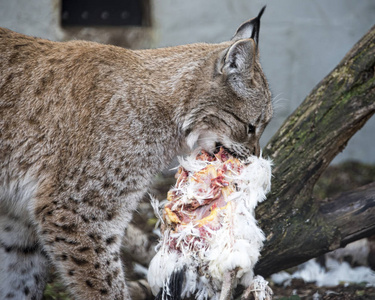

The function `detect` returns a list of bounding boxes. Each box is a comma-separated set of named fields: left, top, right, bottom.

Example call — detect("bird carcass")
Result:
left=148, top=148, right=273, bottom=300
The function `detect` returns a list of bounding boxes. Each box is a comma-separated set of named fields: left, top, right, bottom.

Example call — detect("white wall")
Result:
left=153, top=0, right=375, bottom=164
left=1, top=0, right=374, bottom=163
left=0, top=0, right=63, bottom=40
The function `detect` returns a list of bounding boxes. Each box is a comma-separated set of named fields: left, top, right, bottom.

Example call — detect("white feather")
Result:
left=148, top=151, right=272, bottom=298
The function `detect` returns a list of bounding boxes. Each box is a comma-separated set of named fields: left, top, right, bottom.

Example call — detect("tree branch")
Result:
left=254, top=25, right=375, bottom=277
left=320, top=182, right=375, bottom=247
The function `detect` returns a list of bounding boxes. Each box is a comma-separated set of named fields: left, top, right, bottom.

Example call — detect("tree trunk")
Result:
left=255, top=24, right=375, bottom=277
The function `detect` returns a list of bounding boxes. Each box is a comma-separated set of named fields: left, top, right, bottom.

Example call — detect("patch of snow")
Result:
left=312, top=291, right=320, bottom=299
left=271, top=257, right=375, bottom=287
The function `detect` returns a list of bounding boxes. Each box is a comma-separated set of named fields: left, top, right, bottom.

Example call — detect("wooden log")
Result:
left=255, top=24, right=375, bottom=277
left=320, top=182, right=375, bottom=247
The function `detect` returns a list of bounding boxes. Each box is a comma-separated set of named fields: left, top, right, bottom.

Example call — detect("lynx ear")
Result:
left=221, top=39, right=255, bottom=75
left=232, top=5, right=266, bottom=45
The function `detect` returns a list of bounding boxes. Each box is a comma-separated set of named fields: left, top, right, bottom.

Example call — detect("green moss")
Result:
left=43, top=282, right=70, bottom=300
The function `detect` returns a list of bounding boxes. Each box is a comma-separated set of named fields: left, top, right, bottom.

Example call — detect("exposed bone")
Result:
left=219, top=269, right=238, bottom=300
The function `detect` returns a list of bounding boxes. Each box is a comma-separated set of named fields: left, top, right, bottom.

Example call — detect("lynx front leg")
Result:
left=34, top=193, right=132, bottom=300
left=0, top=212, right=49, bottom=300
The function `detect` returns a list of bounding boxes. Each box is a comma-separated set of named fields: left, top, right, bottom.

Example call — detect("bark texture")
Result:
left=255, top=25, right=375, bottom=277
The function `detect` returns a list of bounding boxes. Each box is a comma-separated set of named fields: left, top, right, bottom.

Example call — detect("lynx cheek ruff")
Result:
left=148, top=148, right=273, bottom=300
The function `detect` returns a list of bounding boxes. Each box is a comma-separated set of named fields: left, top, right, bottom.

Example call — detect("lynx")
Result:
left=0, top=7, right=271, bottom=300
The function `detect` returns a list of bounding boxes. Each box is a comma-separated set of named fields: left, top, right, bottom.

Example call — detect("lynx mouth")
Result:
left=214, top=142, right=247, bottom=161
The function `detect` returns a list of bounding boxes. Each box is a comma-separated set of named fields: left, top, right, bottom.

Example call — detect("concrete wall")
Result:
left=0, top=0, right=374, bottom=163
left=0, top=0, right=62, bottom=40
left=0, top=0, right=153, bottom=48
left=153, top=0, right=375, bottom=164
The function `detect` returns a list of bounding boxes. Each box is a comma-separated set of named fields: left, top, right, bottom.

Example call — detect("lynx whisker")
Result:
left=272, top=93, right=288, bottom=113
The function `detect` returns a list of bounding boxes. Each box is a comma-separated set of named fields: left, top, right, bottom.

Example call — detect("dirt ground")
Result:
left=43, top=274, right=375, bottom=300
left=270, top=279, right=375, bottom=300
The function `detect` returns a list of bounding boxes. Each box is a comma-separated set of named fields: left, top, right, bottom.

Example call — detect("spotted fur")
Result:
left=0, top=10, right=271, bottom=300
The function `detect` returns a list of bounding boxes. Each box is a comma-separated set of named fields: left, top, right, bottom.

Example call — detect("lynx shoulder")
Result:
left=0, top=8, right=271, bottom=300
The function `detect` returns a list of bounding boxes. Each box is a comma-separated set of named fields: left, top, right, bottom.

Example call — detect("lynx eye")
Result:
left=247, top=124, right=256, bottom=134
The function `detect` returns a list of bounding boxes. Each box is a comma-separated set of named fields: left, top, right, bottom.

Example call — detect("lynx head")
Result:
left=183, top=6, right=272, bottom=159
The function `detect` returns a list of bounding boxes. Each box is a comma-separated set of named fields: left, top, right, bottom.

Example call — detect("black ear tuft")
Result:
left=232, top=5, right=266, bottom=45
left=251, top=5, right=266, bottom=45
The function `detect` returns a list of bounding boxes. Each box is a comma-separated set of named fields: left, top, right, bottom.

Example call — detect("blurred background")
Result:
left=0, top=0, right=374, bottom=164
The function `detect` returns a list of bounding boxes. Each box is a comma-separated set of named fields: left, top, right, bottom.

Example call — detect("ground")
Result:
left=42, top=278, right=375, bottom=300
left=271, top=280, right=375, bottom=300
